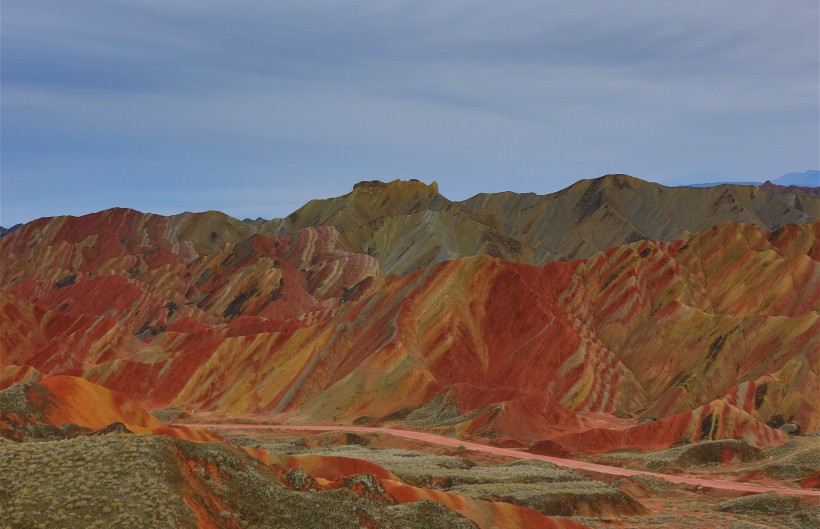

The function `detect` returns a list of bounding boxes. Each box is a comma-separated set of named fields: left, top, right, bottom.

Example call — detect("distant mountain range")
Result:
left=0, top=224, right=22, bottom=238
left=681, top=181, right=763, bottom=188
left=676, top=169, right=819, bottom=189
left=771, top=170, right=820, bottom=187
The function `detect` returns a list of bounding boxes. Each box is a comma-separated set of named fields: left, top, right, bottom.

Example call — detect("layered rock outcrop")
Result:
left=1, top=179, right=816, bottom=452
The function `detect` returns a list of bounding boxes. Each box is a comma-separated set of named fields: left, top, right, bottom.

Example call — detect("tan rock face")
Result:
left=0, top=176, right=817, bottom=453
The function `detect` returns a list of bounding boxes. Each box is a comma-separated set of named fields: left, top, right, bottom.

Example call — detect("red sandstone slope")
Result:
left=0, top=205, right=817, bottom=452
left=0, top=210, right=378, bottom=383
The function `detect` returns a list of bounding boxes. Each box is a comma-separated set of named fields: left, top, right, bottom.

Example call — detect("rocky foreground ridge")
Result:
left=1, top=175, right=817, bottom=454
left=2, top=375, right=816, bottom=528
left=2, top=377, right=600, bottom=529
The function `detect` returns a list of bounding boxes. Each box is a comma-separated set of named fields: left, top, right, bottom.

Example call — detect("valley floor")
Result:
left=200, top=424, right=820, bottom=529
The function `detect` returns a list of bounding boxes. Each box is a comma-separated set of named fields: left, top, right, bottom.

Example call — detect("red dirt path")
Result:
left=182, top=423, right=819, bottom=497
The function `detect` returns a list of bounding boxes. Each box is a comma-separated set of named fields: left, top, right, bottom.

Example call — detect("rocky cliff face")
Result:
left=1, top=176, right=816, bottom=453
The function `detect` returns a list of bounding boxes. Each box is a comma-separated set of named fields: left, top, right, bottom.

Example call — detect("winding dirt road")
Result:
left=182, top=423, right=819, bottom=497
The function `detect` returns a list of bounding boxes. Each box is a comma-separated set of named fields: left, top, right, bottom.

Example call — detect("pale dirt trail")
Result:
left=182, top=422, right=819, bottom=497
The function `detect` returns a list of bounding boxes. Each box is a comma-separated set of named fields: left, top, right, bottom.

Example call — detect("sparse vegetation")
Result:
left=0, top=435, right=196, bottom=529
left=0, top=433, right=482, bottom=529
left=216, top=428, right=820, bottom=529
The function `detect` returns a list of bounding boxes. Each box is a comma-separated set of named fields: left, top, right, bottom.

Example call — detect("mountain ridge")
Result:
left=4, top=174, right=816, bottom=275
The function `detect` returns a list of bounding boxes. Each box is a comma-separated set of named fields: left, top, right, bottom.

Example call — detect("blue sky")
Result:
left=2, top=1, right=818, bottom=226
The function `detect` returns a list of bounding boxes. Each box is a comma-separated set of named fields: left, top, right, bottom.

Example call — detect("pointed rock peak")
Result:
left=352, top=179, right=440, bottom=197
